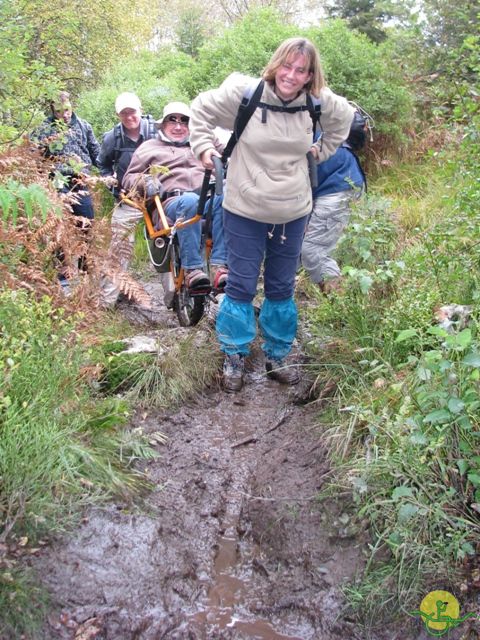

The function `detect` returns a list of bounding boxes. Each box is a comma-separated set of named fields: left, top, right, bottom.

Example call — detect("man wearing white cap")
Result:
left=122, top=101, right=228, bottom=294
left=98, top=92, right=159, bottom=308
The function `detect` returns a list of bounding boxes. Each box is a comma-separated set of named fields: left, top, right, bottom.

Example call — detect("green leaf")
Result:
left=427, top=325, right=449, bottom=337
left=398, top=503, right=418, bottom=523
left=395, top=329, right=417, bottom=343
left=359, top=274, right=373, bottom=294
left=388, top=531, right=403, bottom=547
left=463, top=352, right=480, bottom=367
left=417, top=366, right=431, bottom=381
left=410, top=431, right=428, bottom=445
left=438, top=359, right=452, bottom=372
left=457, top=459, right=468, bottom=475
left=461, top=542, right=475, bottom=556
left=467, top=473, right=480, bottom=487
left=392, top=486, right=414, bottom=501
left=423, top=409, right=451, bottom=424
left=458, top=415, right=473, bottom=430
left=456, top=329, right=472, bottom=348
left=448, top=397, right=465, bottom=414
left=460, top=439, right=473, bottom=453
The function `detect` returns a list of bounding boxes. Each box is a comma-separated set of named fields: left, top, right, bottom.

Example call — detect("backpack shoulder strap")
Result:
left=222, top=79, right=264, bottom=162
left=306, top=94, right=322, bottom=131
left=112, top=123, right=123, bottom=170
left=144, top=115, right=157, bottom=140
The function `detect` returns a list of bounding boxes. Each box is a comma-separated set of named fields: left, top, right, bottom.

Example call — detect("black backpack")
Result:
left=346, top=110, right=368, bottom=151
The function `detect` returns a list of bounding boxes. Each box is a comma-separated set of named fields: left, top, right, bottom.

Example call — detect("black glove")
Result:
left=144, top=175, right=164, bottom=199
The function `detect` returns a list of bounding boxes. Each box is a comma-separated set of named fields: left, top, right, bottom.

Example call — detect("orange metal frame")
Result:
left=120, top=193, right=210, bottom=292
left=121, top=194, right=202, bottom=240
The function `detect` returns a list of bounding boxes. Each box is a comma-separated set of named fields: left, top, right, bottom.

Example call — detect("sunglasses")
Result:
left=166, top=115, right=189, bottom=125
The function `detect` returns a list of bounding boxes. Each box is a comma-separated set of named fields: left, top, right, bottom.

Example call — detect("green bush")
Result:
left=77, top=48, right=194, bottom=137
left=303, top=108, right=480, bottom=622
left=308, top=20, right=413, bottom=140
left=175, top=8, right=295, bottom=97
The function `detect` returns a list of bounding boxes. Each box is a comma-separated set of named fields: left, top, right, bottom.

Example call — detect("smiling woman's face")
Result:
left=274, top=52, right=312, bottom=101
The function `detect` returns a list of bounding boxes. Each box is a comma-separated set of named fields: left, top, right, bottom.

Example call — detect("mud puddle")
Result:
left=25, top=290, right=422, bottom=640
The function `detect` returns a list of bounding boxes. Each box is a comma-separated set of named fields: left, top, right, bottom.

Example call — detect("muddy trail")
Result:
left=27, top=291, right=431, bottom=640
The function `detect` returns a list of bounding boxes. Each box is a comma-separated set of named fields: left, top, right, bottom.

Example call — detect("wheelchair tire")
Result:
left=173, top=287, right=206, bottom=327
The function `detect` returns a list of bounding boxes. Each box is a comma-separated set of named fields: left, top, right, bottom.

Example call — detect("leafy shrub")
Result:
left=175, top=8, right=295, bottom=97
left=308, top=20, right=413, bottom=141
left=78, top=9, right=414, bottom=153
left=77, top=48, right=194, bottom=137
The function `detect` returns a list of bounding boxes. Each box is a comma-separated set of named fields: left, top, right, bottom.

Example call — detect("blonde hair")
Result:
left=262, top=37, right=324, bottom=98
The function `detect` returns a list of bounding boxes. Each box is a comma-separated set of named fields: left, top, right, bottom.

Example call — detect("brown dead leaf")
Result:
left=59, top=612, right=77, bottom=628
left=74, top=617, right=103, bottom=639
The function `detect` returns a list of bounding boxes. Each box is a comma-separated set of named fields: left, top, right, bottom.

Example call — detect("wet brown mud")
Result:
left=26, top=301, right=428, bottom=640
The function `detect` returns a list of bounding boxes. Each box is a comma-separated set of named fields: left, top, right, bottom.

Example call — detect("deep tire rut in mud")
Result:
left=28, top=324, right=410, bottom=640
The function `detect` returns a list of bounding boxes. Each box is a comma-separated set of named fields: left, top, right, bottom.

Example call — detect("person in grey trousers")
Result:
left=301, top=115, right=367, bottom=293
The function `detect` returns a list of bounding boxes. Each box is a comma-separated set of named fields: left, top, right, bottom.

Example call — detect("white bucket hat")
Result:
left=158, top=101, right=192, bottom=124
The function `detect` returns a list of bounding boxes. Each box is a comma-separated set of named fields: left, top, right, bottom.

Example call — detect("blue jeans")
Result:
left=223, top=210, right=308, bottom=301
left=216, top=210, right=308, bottom=358
left=164, top=193, right=226, bottom=270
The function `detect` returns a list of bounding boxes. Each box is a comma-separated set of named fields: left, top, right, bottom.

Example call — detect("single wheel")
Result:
left=173, top=286, right=206, bottom=326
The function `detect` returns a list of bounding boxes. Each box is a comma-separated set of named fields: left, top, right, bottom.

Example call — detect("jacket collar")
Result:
left=157, top=129, right=190, bottom=147
left=264, top=81, right=306, bottom=106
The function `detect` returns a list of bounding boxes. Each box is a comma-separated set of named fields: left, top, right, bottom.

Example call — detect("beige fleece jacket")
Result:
left=190, top=73, right=355, bottom=224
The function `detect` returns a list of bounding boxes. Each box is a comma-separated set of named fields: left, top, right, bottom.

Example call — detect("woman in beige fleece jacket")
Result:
left=189, top=37, right=354, bottom=392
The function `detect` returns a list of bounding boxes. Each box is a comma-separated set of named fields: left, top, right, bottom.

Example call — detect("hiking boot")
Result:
left=212, top=265, right=228, bottom=290
left=265, top=358, right=300, bottom=385
left=223, top=354, right=245, bottom=393
left=185, top=268, right=210, bottom=291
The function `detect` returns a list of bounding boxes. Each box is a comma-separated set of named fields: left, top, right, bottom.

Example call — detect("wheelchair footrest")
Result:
left=187, top=285, right=212, bottom=296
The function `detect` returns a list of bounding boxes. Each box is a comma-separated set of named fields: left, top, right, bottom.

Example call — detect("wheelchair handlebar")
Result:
left=307, top=151, right=318, bottom=189
left=212, top=156, right=224, bottom=196
left=195, top=156, right=224, bottom=216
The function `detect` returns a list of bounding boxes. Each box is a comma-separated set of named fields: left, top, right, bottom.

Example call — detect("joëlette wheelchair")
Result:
left=121, top=157, right=224, bottom=327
